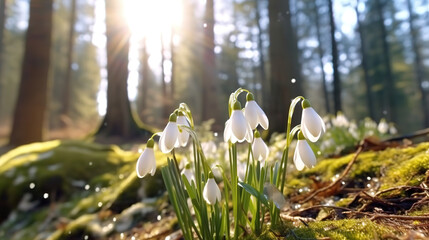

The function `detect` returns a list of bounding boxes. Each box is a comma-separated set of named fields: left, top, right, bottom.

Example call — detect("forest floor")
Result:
left=0, top=134, right=428, bottom=239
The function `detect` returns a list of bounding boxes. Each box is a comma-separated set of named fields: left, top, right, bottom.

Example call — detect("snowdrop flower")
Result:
left=203, top=172, right=221, bottom=205
left=301, top=99, right=326, bottom=142
left=224, top=101, right=253, bottom=143
left=136, top=138, right=157, bottom=178
left=377, top=118, right=389, bottom=134
left=332, top=112, right=349, bottom=127
left=293, top=131, right=317, bottom=171
left=244, top=92, right=269, bottom=129
left=177, top=112, right=190, bottom=147
left=252, top=130, right=269, bottom=161
left=159, top=113, right=180, bottom=153
left=181, top=163, right=195, bottom=184
left=238, top=161, right=247, bottom=182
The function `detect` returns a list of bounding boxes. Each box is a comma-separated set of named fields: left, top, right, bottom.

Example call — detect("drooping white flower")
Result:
left=159, top=113, right=180, bottom=153
left=136, top=139, right=157, bottom=178
left=177, top=112, right=190, bottom=147
left=203, top=172, right=221, bottom=205
left=237, top=161, right=247, bottom=182
left=252, top=130, right=269, bottom=161
left=224, top=101, right=253, bottom=143
left=244, top=92, right=269, bottom=130
left=301, top=99, right=326, bottom=142
left=377, top=118, right=389, bottom=134
left=181, top=163, right=195, bottom=184
left=332, top=112, right=349, bottom=127
left=293, top=131, right=317, bottom=171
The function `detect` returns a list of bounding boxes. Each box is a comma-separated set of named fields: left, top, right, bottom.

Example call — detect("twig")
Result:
left=300, top=144, right=364, bottom=203
left=375, top=186, right=429, bottom=197
left=346, top=211, right=429, bottom=221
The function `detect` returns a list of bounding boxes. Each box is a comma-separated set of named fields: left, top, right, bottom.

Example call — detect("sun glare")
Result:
left=123, top=0, right=183, bottom=40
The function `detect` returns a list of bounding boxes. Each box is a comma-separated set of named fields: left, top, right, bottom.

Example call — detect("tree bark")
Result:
left=406, top=0, right=428, bottom=127
left=9, top=0, right=53, bottom=146
left=0, top=0, right=6, bottom=122
left=97, top=0, right=148, bottom=139
left=375, top=0, right=395, bottom=122
left=202, top=0, right=221, bottom=128
left=254, top=0, right=267, bottom=106
left=62, top=0, right=77, bottom=120
left=328, top=0, right=342, bottom=113
left=313, top=0, right=330, bottom=114
left=268, top=0, right=303, bottom=133
left=355, top=1, right=375, bottom=120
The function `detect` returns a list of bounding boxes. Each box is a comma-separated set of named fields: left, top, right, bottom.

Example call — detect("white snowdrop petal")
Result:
left=253, top=138, right=268, bottom=161
left=136, top=148, right=156, bottom=178
left=293, top=147, right=305, bottom=171
left=177, top=116, right=190, bottom=147
left=224, top=120, right=231, bottom=142
left=258, top=109, right=269, bottom=130
left=244, top=101, right=259, bottom=129
left=302, top=108, right=324, bottom=142
left=160, top=122, right=180, bottom=153
left=203, top=178, right=221, bottom=205
left=297, top=140, right=317, bottom=168
left=231, top=110, right=248, bottom=141
left=181, top=168, right=194, bottom=183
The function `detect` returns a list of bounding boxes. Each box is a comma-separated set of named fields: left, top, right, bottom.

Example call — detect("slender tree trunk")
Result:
left=62, top=0, right=77, bottom=120
left=313, top=0, right=330, bottom=114
left=202, top=0, right=220, bottom=127
left=170, top=28, right=175, bottom=100
left=160, top=33, right=170, bottom=118
left=375, top=0, right=395, bottom=122
left=10, top=0, right=53, bottom=145
left=268, top=0, right=303, bottom=133
left=328, top=0, right=342, bottom=113
left=97, top=0, right=148, bottom=139
left=254, top=0, right=267, bottom=106
left=140, top=36, right=149, bottom=112
left=0, top=0, right=6, bottom=122
left=355, top=1, right=375, bottom=120
left=406, top=0, right=429, bottom=127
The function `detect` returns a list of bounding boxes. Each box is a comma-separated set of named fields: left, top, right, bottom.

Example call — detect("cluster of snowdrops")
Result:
left=135, top=88, right=325, bottom=239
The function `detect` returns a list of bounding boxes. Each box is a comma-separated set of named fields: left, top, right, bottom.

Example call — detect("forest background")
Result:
left=0, top=0, right=429, bottom=146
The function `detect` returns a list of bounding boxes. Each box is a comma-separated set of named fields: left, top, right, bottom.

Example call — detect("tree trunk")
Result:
left=313, top=0, right=330, bottom=114
left=140, top=36, right=149, bottom=113
left=62, top=0, right=77, bottom=121
left=328, top=0, right=342, bottom=113
left=170, top=27, right=175, bottom=100
left=375, top=0, right=395, bottom=122
left=9, top=0, right=53, bottom=146
left=202, top=0, right=221, bottom=128
left=355, top=1, right=375, bottom=120
left=0, top=0, right=6, bottom=122
left=160, top=33, right=170, bottom=118
left=254, top=0, right=267, bottom=107
left=97, top=0, right=148, bottom=139
left=406, top=0, right=428, bottom=127
left=268, top=0, right=303, bottom=133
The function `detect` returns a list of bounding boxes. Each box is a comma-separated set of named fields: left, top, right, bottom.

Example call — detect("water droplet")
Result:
left=98, top=202, right=103, bottom=207
left=85, top=184, right=90, bottom=190
left=119, top=174, right=124, bottom=180
left=43, top=193, right=49, bottom=199
left=95, top=187, right=100, bottom=192
left=113, top=217, right=117, bottom=222
left=292, top=203, right=301, bottom=210
left=157, top=215, right=161, bottom=221
left=29, top=183, right=36, bottom=189
left=291, top=78, right=296, bottom=83
left=89, top=162, right=93, bottom=166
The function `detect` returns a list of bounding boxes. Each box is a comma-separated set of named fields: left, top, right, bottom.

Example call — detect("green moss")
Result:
left=291, top=219, right=394, bottom=240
